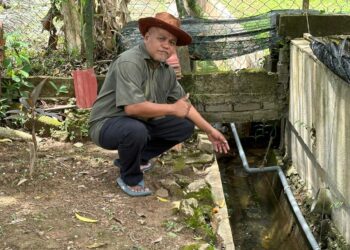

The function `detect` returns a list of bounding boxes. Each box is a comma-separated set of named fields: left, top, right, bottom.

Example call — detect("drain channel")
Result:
left=227, top=122, right=320, bottom=250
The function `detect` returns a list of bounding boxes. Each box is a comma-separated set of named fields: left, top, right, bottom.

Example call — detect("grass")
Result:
left=221, top=0, right=350, bottom=18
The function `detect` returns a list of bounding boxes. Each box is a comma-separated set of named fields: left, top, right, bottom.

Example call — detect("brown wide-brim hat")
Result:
left=138, top=12, right=192, bottom=46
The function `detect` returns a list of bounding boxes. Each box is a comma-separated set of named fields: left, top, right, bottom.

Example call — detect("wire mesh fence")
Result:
left=0, top=0, right=51, bottom=49
left=0, top=0, right=349, bottom=74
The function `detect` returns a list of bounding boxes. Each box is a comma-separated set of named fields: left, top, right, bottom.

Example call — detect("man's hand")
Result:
left=172, top=93, right=191, bottom=118
left=207, top=128, right=230, bottom=154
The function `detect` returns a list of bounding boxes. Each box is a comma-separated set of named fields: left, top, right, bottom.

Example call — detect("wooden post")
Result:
left=177, top=46, right=192, bottom=75
left=175, top=0, right=188, bottom=18
left=82, top=0, right=94, bottom=67
left=303, top=0, right=309, bottom=10
left=0, top=21, right=4, bottom=97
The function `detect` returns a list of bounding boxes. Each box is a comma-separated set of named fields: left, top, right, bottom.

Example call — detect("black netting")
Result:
left=118, top=10, right=314, bottom=61
left=311, top=38, right=350, bottom=85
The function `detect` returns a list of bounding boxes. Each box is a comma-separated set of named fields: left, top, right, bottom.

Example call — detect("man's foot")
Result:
left=116, top=177, right=152, bottom=197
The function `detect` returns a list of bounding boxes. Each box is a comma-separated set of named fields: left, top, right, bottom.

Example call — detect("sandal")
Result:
left=114, top=159, right=154, bottom=172
left=116, top=177, right=152, bottom=197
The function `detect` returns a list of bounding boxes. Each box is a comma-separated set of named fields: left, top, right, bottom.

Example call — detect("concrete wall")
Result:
left=288, top=39, right=350, bottom=243
left=27, top=71, right=283, bottom=124
left=180, top=70, right=282, bottom=123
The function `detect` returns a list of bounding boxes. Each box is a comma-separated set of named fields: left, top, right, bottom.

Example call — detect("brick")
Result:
left=262, top=102, right=277, bottom=110
left=205, top=103, right=232, bottom=112
left=279, top=48, right=290, bottom=63
left=278, top=73, right=290, bottom=83
left=251, top=110, right=280, bottom=121
left=201, top=111, right=252, bottom=123
left=234, top=103, right=261, bottom=111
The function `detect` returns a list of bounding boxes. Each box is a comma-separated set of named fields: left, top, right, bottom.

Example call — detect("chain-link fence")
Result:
left=0, top=0, right=51, bottom=48
left=0, top=0, right=349, bottom=74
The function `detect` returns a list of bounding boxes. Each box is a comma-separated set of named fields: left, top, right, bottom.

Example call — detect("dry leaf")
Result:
left=152, top=236, right=163, bottom=244
left=17, top=178, right=28, bottom=186
left=75, top=213, right=98, bottom=223
left=0, top=138, right=12, bottom=143
left=172, top=201, right=180, bottom=210
left=212, top=207, right=219, bottom=214
left=73, top=142, right=84, bottom=148
left=215, top=199, right=225, bottom=208
left=157, top=196, right=169, bottom=202
left=87, top=242, right=107, bottom=248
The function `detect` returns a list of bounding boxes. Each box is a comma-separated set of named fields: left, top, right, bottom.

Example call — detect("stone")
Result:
left=185, top=154, right=213, bottom=165
left=174, top=174, right=192, bottom=188
left=197, top=138, right=213, bottom=154
left=155, top=187, right=169, bottom=198
left=160, top=179, right=183, bottom=197
left=187, top=179, right=208, bottom=193
left=179, top=198, right=198, bottom=217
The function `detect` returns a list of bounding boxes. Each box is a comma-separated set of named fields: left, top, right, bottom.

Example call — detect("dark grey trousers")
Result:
left=99, top=116, right=194, bottom=186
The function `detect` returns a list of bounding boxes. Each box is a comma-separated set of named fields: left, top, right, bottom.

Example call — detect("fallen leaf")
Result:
left=193, top=236, right=203, bottom=240
left=52, top=68, right=60, bottom=76
left=215, top=199, right=226, bottom=208
left=0, top=138, right=12, bottom=143
left=73, top=142, right=84, bottom=148
left=157, top=196, right=169, bottom=202
left=167, top=232, right=177, bottom=238
left=152, top=236, right=162, bottom=244
left=212, top=207, right=219, bottom=214
left=135, top=211, right=146, bottom=218
left=75, top=213, right=98, bottom=223
left=17, top=178, right=28, bottom=186
left=9, top=218, right=26, bottom=224
left=172, top=201, right=180, bottom=210
left=112, top=217, right=124, bottom=224
left=86, top=242, right=107, bottom=248
left=137, top=219, right=146, bottom=225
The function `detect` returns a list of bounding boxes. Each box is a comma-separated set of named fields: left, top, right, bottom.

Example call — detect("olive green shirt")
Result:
left=88, top=42, right=186, bottom=145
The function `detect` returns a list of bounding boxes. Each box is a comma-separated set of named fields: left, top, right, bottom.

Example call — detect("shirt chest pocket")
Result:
left=143, top=82, right=170, bottom=104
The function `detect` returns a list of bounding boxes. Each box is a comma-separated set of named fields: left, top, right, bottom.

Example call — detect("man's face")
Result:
left=144, top=27, right=177, bottom=63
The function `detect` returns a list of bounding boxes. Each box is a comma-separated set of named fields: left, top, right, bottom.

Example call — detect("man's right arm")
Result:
left=124, top=94, right=191, bottom=119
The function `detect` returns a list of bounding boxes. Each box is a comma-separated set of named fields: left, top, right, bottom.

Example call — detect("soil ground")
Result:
left=0, top=138, right=204, bottom=250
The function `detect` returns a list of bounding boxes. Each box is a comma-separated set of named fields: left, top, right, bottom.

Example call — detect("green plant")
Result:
left=163, top=220, right=178, bottom=231
left=6, top=79, right=59, bottom=177
left=0, top=98, right=10, bottom=121
left=2, top=33, right=33, bottom=102
left=186, top=208, right=216, bottom=244
left=187, top=0, right=203, bottom=17
left=61, top=107, right=89, bottom=141
left=49, top=81, right=68, bottom=96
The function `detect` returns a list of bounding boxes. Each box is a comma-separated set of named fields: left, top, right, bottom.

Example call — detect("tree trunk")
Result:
left=0, top=21, right=4, bottom=97
left=94, top=0, right=131, bottom=59
left=82, top=0, right=94, bottom=67
left=61, top=0, right=82, bottom=55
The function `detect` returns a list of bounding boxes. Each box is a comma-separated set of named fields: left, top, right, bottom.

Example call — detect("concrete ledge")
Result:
left=196, top=133, right=234, bottom=249
left=279, top=14, right=350, bottom=39
left=205, top=159, right=235, bottom=249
